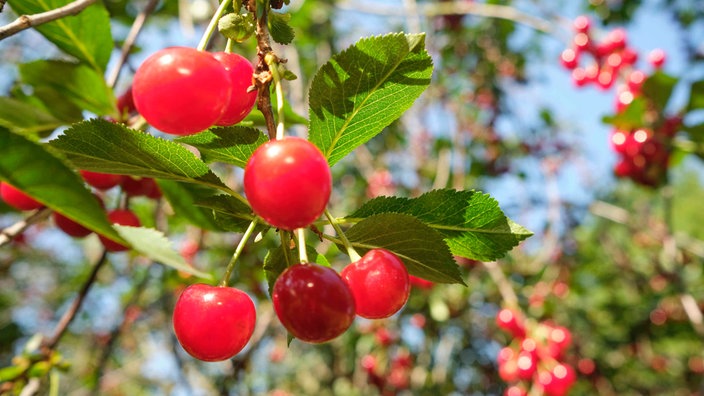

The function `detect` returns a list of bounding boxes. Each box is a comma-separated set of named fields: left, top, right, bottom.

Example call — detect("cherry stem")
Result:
left=225, top=38, right=234, bottom=53
left=296, top=228, right=309, bottom=263
left=324, top=209, right=362, bottom=262
left=219, top=218, right=258, bottom=287
left=196, top=0, right=233, bottom=51
left=266, top=54, right=286, bottom=140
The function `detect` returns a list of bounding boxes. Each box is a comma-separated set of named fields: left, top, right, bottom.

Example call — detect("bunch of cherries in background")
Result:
left=559, top=16, right=679, bottom=187
left=496, top=308, right=576, bottom=396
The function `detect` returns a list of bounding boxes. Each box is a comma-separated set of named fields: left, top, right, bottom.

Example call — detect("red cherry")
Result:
left=516, top=350, right=537, bottom=380
left=606, top=28, right=627, bottom=50
left=374, top=327, right=396, bottom=346
left=53, top=212, right=92, bottom=237
left=621, top=47, right=639, bottom=65
left=571, top=67, right=588, bottom=87
left=573, top=16, right=590, bottom=33
left=497, top=346, right=516, bottom=366
left=173, top=284, right=256, bottom=361
left=648, top=48, right=666, bottom=68
left=80, top=170, right=125, bottom=190
left=272, top=263, right=355, bottom=343
left=538, top=363, right=577, bottom=396
left=498, top=357, right=520, bottom=382
left=0, top=182, right=43, bottom=211
left=121, top=177, right=160, bottom=198
left=211, top=52, right=257, bottom=126
left=504, top=385, right=528, bottom=396
left=572, top=33, right=590, bottom=52
left=98, top=209, right=141, bottom=252
left=496, top=308, right=526, bottom=338
left=559, top=48, right=579, bottom=69
left=341, top=249, right=410, bottom=319
left=244, top=137, right=331, bottom=230
left=132, top=47, right=232, bottom=135
left=548, top=325, right=572, bottom=354
left=409, top=275, right=434, bottom=290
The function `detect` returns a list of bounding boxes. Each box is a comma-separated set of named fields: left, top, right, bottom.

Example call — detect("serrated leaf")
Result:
left=268, top=12, right=294, bottom=45
left=156, top=180, right=223, bottom=231
left=642, top=71, right=678, bottom=113
left=346, top=189, right=532, bottom=261
left=8, top=0, right=112, bottom=71
left=343, top=213, right=464, bottom=284
left=176, top=126, right=268, bottom=167
left=309, top=33, right=433, bottom=166
left=0, top=97, right=63, bottom=136
left=687, top=80, right=704, bottom=111
left=114, top=225, right=213, bottom=280
left=196, top=194, right=260, bottom=232
left=0, top=128, right=122, bottom=242
left=19, top=60, right=116, bottom=117
left=49, top=119, right=239, bottom=197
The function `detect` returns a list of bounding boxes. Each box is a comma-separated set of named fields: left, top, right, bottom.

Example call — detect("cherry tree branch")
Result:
left=249, top=1, right=277, bottom=140
left=0, top=208, right=51, bottom=247
left=0, top=0, right=96, bottom=41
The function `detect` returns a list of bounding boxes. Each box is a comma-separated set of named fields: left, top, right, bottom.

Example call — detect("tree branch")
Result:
left=0, top=0, right=96, bottom=41
left=0, top=208, right=51, bottom=248
left=250, top=1, right=277, bottom=140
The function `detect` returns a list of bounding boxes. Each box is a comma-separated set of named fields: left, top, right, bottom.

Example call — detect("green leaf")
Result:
left=8, top=0, right=112, bottom=71
left=0, top=365, right=24, bottom=382
left=309, top=33, right=433, bottom=166
left=346, top=189, right=532, bottom=261
left=19, top=60, right=116, bottom=117
left=0, top=97, right=63, bottom=136
left=268, top=12, right=294, bottom=45
left=49, top=119, right=237, bottom=196
left=0, top=128, right=123, bottom=242
left=218, top=12, right=255, bottom=42
left=687, top=80, right=704, bottom=111
left=114, top=225, right=213, bottom=280
left=642, top=71, right=678, bottom=113
left=602, top=97, right=648, bottom=131
left=176, top=126, right=268, bottom=167
left=343, top=213, right=464, bottom=284
left=156, top=180, right=223, bottom=231
left=196, top=194, right=259, bottom=232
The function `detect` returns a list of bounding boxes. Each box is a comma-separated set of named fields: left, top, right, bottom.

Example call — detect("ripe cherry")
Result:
left=80, top=170, right=124, bottom=190
left=173, top=284, right=256, bottom=361
left=0, top=182, right=43, bottom=211
left=341, top=249, right=410, bottom=319
left=272, top=263, right=355, bottom=343
left=538, top=363, right=577, bottom=396
left=132, top=47, right=232, bottom=135
left=559, top=48, right=578, bottom=69
left=409, top=275, right=434, bottom=290
left=121, top=177, right=160, bottom=198
left=53, top=212, right=92, bottom=238
left=496, top=308, right=526, bottom=338
left=212, top=52, right=257, bottom=126
left=648, top=48, right=666, bottom=68
left=98, top=209, right=141, bottom=252
left=244, top=137, right=331, bottom=230
left=573, top=16, right=590, bottom=33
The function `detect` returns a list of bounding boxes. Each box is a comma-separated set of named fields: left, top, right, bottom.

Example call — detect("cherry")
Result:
left=212, top=52, right=257, bottom=126
left=573, top=16, right=590, bottom=33
left=341, top=249, right=410, bottom=319
left=496, top=308, right=526, bottom=338
left=504, top=385, right=528, bottom=396
left=53, top=212, right=92, bottom=238
left=80, top=170, right=124, bottom=190
left=648, top=48, right=666, bottom=68
left=173, top=284, right=256, bottom=361
left=538, top=363, right=577, bottom=396
left=409, top=275, right=434, bottom=290
left=132, top=47, right=232, bottom=135
left=121, top=176, right=160, bottom=198
left=272, top=263, right=355, bottom=343
left=244, top=137, right=331, bottom=230
left=98, top=209, right=141, bottom=252
left=0, top=182, right=43, bottom=211
left=559, top=48, right=578, bottom=69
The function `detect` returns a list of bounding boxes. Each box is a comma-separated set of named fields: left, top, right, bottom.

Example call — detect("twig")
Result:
left=336, top=1, right=555, bottom=34
left=0, top=0, right=96, bottom=41
left=0, top=208, right=51, bottom=247
left=249, top=1, right=277, bottom=140
left=106, top=0, right=160, bottom=88
left=482, top=261, right=518, bottom=307
left=42, top=250, right=109, bottom=350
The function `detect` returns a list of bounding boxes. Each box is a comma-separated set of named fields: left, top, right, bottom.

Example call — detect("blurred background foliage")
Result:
left=2, top=0, right=704, bottom=395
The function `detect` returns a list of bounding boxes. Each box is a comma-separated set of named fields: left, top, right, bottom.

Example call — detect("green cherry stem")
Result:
left=324, top=209, right=362, bottom=262
left=197, top=0, right=233, bottom=51
left=219, top=218, right=258, bottom=287
left=296, top=228, right=309, bottom=263
left=266, top=54, right=286, bottom=140
left=225, top=38, right=234, bottom=53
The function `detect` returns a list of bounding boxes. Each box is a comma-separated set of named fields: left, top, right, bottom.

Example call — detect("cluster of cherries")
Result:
left=132, top=46, right=257, bottom=136
left=0, top=170, right=162, bottom=251
left=496, top=308, right=576, bottom=396
left=559, top=16, right=676, bottom=187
